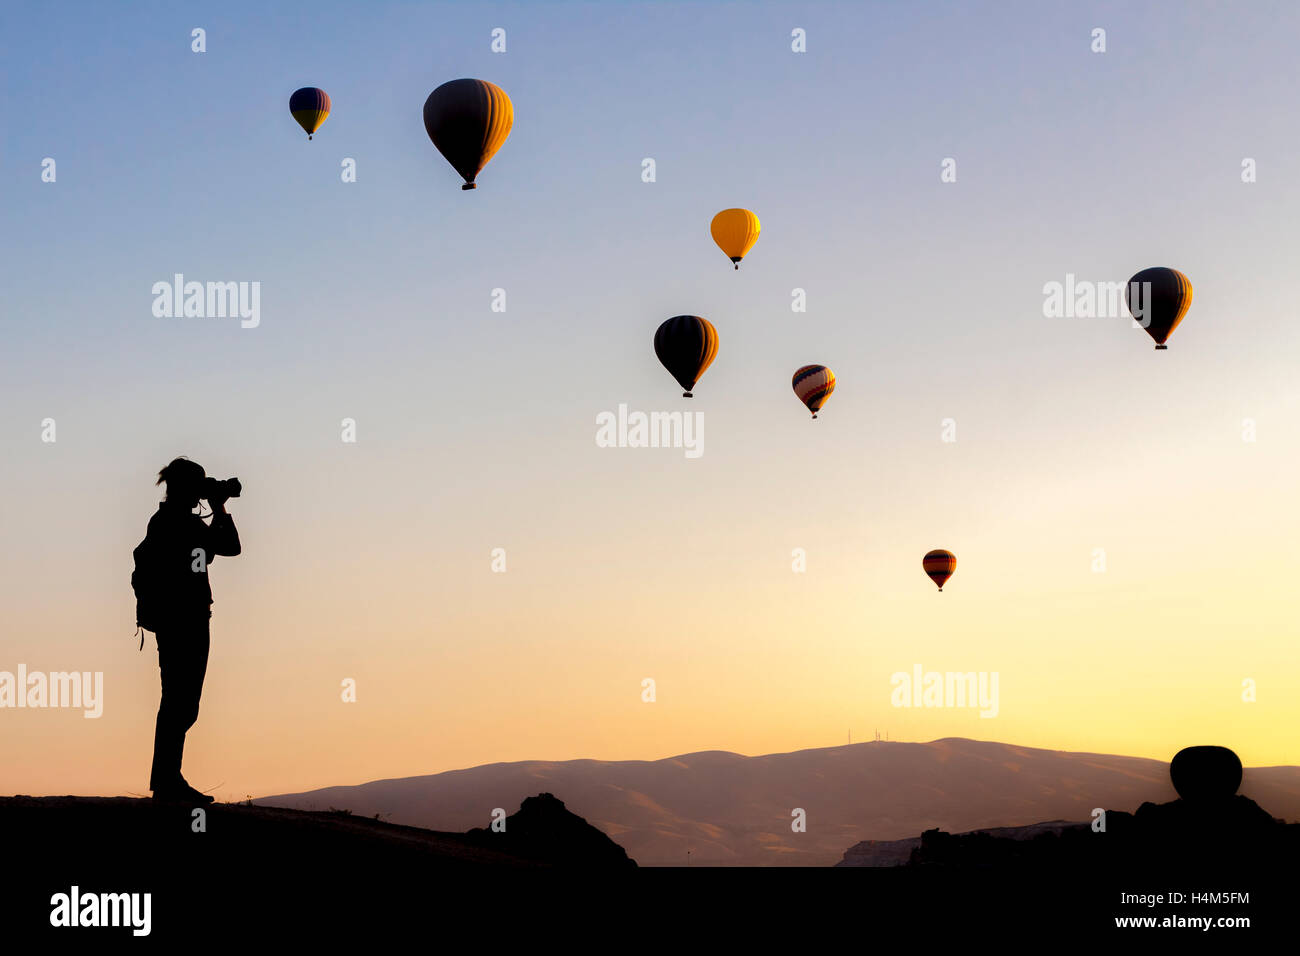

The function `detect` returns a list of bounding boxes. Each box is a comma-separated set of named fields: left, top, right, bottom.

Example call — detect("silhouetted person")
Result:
left=141, top=458, right=241, bottom=803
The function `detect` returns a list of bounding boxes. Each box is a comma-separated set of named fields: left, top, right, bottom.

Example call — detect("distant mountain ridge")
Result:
left=261, top=738, right=1300, bottom=866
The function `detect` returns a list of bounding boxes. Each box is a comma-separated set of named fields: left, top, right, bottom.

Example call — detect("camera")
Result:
left=203, top=477, right=242, bottom=501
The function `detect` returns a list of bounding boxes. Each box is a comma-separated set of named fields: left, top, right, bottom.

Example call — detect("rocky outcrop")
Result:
left=463, top=793, right=637, bottom=868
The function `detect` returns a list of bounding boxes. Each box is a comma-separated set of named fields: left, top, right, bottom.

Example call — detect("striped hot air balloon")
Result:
left=423, top=79, right=513, bottom=190
left=922, top=550, right=957, bottom=592
left=792, top=365, right=835, bottom=419
left=654, top=316, right=718, bottom=398
left=1125, top=267, right=1192, bottom=350
left=289, top=87, right=331, bottom=140
left=710, top=208, right=761, bottom=270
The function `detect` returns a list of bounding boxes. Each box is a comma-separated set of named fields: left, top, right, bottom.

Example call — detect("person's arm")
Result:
left=205, top=502, right=242, bottom=557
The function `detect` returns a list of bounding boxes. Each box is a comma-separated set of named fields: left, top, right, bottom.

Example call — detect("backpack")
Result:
left=131, top=536, right=160, bottom=646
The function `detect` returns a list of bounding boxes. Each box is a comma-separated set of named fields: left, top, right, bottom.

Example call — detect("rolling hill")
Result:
left=261, top=737, right=1300, bottom=866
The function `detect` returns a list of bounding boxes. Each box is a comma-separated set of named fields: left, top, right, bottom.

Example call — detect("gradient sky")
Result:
left=3, top=1, right=1298, bottom=801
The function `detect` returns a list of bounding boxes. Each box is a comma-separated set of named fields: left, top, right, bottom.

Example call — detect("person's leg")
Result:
left=174, top=619, right=211, bottom=783
left=149, top=630, right=182, bottom=792
left=149, top=619, right=211, bottom=792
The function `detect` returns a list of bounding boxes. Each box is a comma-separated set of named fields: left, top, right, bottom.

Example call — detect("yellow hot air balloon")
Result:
left=710, top=208, right=761, bottom=270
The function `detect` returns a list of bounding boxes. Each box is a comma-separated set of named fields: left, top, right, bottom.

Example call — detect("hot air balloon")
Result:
left=654, top=316, right=718, bottom=398
left=422, top=79, right=513, bottom=190
left=289, top=87, right=330, bottom=140
left=922, top=550, right=956, bottom=592
left=1125, top=267, right=1192, bottom=350
left=792, top=365, right=835, bottom=419
left=710, top=208, right=761, bottom=270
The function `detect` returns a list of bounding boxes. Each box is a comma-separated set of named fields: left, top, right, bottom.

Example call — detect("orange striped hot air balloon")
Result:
left=1125, top=267, right=1192, bottom=350
left=792, top=365, right=835, bottom=419
left=654, top=316, right=718, bottom=397
left=289, top=87, right=330, bottom=140
left=922, top=550, right=956, bottom=592
left=422, top=79, right=513, bottom=190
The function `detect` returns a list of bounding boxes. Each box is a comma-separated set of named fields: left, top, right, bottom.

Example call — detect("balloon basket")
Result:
left=462, top=183, right=477, bottom=190
left=1155, top=344, right=1168, bottom=350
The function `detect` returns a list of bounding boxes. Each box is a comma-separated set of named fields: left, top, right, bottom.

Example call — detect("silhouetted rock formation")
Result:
left=463, top=793, right=637, bottom=868
left=3, top=794, right=637, bottom=938
left=836, top=821, right=1080, bottom=867
left=1170, top=745, right=1242, bottom=803
left=899, top=746, right=1296, bottom=877
left=904, top=795, right=1296, bottom=875
left=0, top=793, right=634, bottom=876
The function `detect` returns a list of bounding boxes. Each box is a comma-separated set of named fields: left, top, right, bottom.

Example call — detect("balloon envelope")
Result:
left=1125, top=267, right=1192, bottom=349
left=710, top=209, right=761, bottom=269
left=654, top=316, right=718, bottom=397
left=289, top=88, right=331, bottom=139
left=792, top=365, right=835, bottom=418
left=422, top=79, right=513, bottom=189
left=922, top=550, right=956, bottom=591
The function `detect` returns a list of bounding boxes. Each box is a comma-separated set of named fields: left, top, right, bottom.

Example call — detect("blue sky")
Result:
left=4, top=2, right=1300, bottom=793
